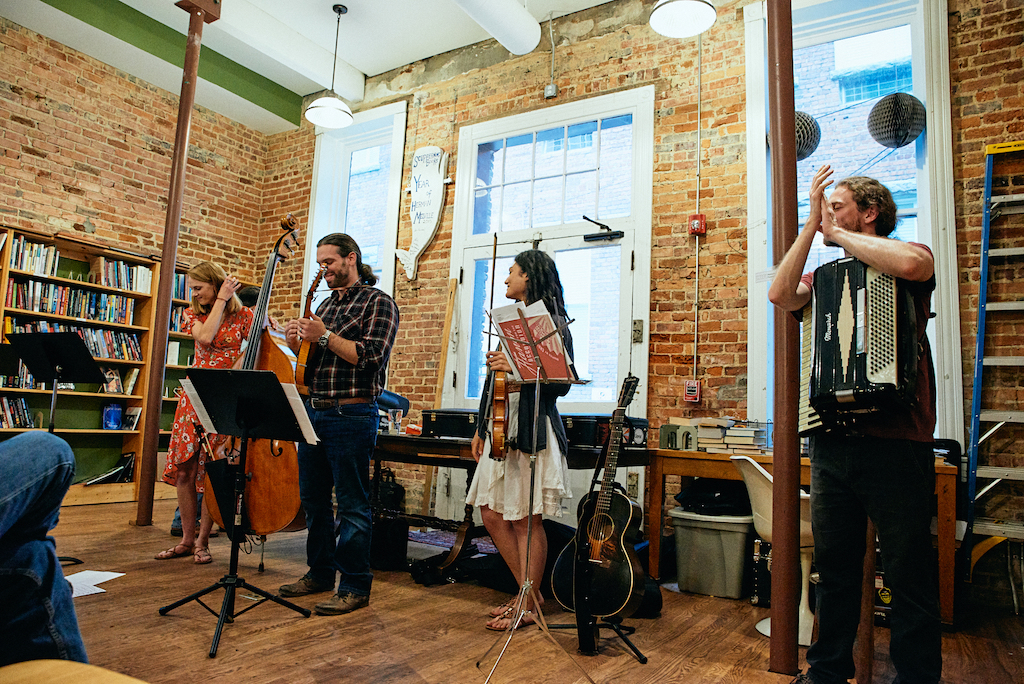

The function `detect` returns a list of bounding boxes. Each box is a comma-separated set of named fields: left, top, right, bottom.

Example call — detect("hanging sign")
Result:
left=397, top=146, right=449, bottom=280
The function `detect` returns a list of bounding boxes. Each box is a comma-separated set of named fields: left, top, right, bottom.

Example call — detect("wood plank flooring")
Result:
left=50, top=500, right=1024, bottom=683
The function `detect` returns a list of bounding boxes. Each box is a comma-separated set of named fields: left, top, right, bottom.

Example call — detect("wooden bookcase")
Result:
left=0, top=225, right=175, bottom=505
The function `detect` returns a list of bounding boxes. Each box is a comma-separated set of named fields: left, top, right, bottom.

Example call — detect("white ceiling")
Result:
left=0, top=0, right=616, bottom=134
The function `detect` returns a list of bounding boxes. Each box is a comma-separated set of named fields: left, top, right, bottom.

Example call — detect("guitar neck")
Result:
left=594, top=408, right=624, bottom=514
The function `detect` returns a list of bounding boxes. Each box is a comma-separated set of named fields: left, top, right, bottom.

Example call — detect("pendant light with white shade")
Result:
left=305, top=4, right=354, bottom=129
left=649, top=0, right=717, bottom=39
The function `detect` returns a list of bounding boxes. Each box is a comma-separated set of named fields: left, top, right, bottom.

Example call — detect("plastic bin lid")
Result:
left=668, top=507, right=753, bottom=524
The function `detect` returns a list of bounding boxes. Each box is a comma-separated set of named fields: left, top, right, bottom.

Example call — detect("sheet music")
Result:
left=180, top=377, right=214, bottom=434
left=490, top=300, right=575, bottom=382
left=282, top=382, right=319, bottom=445
left=181, top=377, right=319, bottom=445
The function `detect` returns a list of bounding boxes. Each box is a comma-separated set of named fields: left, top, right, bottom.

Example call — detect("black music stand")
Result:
left=6, top=332, right=105, bottom=433
left=477, top=311, right=598, bottom=684
left=158, top=369, right=313, bottom=658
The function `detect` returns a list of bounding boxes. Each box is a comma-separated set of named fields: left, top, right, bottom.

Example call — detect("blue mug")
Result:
left=102, top=404, right=122, bottom=430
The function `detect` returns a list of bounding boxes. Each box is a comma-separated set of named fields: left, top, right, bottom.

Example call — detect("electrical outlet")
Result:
left=544, top=83, right=558, bottom=99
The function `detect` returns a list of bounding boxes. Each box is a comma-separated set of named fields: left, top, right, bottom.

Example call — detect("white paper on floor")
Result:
left=66, top=570, right=126, bottom=597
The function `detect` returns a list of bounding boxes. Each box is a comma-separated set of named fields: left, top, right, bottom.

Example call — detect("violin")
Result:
left=484, top=234, right=507, bottom=461
left=485, top=368, right=508, bottom=461
left=204, top=215, right=303, bottom=536
left=295, top=264, right=325, bottom=396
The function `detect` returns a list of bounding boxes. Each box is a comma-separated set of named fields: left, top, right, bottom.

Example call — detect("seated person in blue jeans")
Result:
left=0, top=431, right=88, bottom=666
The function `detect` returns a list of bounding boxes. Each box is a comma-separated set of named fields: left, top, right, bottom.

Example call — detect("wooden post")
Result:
left=856, top=520, right=878, bottom=683
left=434, top=278, right=458, bottom=409
left=766, top=0, right=801, bottom=674
left=136, top=1, right=221, bottom=526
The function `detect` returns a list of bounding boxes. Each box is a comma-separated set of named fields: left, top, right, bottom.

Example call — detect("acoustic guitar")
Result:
left=551, top=374, right=645, bottom=645
left=295, top=264, right=325, bottom=396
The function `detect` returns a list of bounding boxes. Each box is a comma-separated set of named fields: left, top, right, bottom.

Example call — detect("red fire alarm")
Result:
left=688, top=213, right=706, bottom=235
left=683, top=379, right=701, bottom=402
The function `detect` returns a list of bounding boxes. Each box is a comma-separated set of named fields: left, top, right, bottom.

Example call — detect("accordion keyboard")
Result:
left=798, top=305, right=823, bottom=435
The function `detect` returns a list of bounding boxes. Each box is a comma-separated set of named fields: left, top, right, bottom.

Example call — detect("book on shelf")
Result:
left=167, top=340, right=180, bottom=365
left=489, top=300, right=576, bottom=383
left=83, top=452, right=135, bottom=486
left=100, top=366, right=123, bottom=394
left=123, top=367, right=140, bottom=395
left=122, top=406, right=142, bottom=431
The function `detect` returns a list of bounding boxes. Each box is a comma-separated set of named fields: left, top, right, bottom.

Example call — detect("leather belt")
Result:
left=309, top=397, right=371, bottom=410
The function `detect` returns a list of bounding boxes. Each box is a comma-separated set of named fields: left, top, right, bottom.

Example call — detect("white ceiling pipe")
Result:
left=450, top=0, right=541, bottom=55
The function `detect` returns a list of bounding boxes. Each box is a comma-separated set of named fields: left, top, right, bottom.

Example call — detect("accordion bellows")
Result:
left=799, top=257, right=919, bottom=435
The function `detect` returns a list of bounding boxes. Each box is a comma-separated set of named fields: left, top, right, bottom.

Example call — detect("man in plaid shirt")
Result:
left=279, top=233, right=399, bottom=616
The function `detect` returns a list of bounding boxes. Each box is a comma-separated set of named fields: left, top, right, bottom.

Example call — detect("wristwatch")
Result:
left=317, top=331, right=331, bottom=349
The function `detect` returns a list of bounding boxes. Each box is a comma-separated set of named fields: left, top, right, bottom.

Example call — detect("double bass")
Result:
left=204, top=216, right=303, bottom=535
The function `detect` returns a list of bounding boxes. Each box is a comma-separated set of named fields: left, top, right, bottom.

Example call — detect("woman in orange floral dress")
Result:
left=155, top=262, right=253, bottom=565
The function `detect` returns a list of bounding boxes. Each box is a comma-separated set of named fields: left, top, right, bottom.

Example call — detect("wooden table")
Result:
left=648, top=449, right=958, bottom=625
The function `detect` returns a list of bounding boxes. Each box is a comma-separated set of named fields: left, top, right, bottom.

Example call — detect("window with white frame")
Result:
left=743, top=0, right=963, bottom=442
left=446, top=87, right=654, bottom=417
left=306, top=102, right=407, bottom=299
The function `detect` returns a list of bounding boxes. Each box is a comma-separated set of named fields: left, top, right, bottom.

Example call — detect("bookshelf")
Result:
left=0, top=225, right=175, bottom=505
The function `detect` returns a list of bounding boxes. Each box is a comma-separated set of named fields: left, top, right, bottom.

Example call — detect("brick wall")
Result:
left=948, top=0, right=1024, bottom=603
left=3, top=1, right=1023, bottom=599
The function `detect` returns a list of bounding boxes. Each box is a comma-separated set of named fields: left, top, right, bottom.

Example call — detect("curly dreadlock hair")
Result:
left=514, top=249, right=567, bottom=319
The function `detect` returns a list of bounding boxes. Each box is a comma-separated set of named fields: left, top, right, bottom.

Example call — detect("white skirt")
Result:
left=465, top=394, right=571, bottom=520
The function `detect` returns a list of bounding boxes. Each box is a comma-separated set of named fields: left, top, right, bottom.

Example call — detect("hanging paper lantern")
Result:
left=867, top=92, right=926, bottom=149
left=795, top=111, right=821, bottom=161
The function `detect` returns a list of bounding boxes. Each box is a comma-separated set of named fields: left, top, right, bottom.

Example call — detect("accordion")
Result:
left=798, top=257, right=919, bottom=436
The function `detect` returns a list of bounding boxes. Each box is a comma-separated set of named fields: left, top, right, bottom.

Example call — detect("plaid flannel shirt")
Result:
left=309, top=284, right=399, bottom=400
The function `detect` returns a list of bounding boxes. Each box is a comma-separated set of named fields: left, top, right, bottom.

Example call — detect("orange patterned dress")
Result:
left=162, top=306, right=255, bottom=491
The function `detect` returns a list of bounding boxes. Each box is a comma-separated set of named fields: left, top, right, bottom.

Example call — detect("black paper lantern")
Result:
left=868, top=92, right=926, bottom=149
left=795, top=111, right=821, bottom=161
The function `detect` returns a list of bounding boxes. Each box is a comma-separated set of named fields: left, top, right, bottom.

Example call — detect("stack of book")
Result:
left=722, top=423, right=770, bottom=456
left=668, top=416, right=772, bottom=455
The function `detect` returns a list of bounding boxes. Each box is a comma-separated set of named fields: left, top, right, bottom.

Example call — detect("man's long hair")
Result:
left=317, top=233, right=377, bottom=286
left=837, top=176, right=898, bottom=237
left=514, top=249, right=567, bottom=319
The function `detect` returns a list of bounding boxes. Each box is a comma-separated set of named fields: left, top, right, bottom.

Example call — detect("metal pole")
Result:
left=766, top=0, right=801, bottom=674
left=136, top=2, right=218, bottom=525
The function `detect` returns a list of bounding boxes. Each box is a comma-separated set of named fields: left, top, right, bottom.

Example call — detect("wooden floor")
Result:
left=51, top=500, right=1024, bottom=684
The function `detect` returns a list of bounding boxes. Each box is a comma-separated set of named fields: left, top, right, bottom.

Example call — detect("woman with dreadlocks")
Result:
left=468, top=249, right=574, bottom=631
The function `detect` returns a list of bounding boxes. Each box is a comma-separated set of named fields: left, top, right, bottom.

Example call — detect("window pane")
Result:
left=532, top=176, right=563, bottom=227
left=535, top=127, right=565, bottom=178
left=556, top=245, right=621, bottom=403
left=502, top=181, right=531, bottom=233
left=598, top=115, right=633, bottom=219
left=472, top=113, right=633, bottom=232
left=794, top=24, right=919, bottom=243
left=467, top=255, right=515, bottom=400
left=564, top=171, right=597, bottom=223
left=567, top=121, right=598, bottom=173
left=344, top=142, right=391, bottom=278
left=504, top=134, right=533, bottom=184
left=477, top=140, right=504, bottom=186
left=473, top=185, right=500, bottom=235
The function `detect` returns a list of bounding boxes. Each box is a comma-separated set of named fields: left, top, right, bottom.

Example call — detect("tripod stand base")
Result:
left=549, top=618, right=648, bottom=663
left=159, top=573, right=311, bottom=658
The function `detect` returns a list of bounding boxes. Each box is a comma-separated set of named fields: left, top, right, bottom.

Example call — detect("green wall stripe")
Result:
left=40, top=0, right=301, bottom=127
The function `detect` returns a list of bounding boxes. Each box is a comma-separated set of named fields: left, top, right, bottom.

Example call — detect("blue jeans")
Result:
left=807, top=434, right=941, bottom=684
left=0, top=432, right=88, bottom=666
left=298, top=401, right=378, bottom=596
